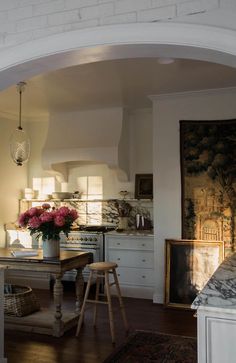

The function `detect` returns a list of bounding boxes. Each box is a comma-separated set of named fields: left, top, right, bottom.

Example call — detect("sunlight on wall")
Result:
left=78, top=176, right=103, bottom=200
left=33, top=177, right=55, bottom=198
left=77, top=176, right=103, bottom=225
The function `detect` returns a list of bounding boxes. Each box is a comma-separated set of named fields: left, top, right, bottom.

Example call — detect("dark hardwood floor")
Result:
left=4, top=286, right=197, bottom=363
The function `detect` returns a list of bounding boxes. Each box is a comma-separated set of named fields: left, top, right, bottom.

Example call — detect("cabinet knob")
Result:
left=117, top=242, right=120, bottom=245
left=142, top=275, right=146, bottom=278
left=142, top=259, right=146, bottom=262
left=142, top=243, right=145, bottom=246
left=118, top=273, right=120, bottom=277
left=117, top=258, right=121, bottom=261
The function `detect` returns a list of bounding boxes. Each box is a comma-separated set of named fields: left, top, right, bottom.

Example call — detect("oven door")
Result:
left=60, top=247, right=99, bottom=282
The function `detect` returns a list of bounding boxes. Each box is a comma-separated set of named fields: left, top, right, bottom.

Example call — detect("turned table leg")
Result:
left=75, top=268, right=84, bottom=314
left=53, top=273, right=64, bottom=337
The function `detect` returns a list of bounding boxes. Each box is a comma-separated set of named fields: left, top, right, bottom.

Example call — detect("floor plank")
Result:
left=4, top=287, right=197, bottom=363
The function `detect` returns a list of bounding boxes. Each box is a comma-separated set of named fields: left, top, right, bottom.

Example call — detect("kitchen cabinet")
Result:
left=105, top=231, right=154, bottom=299
left=192, top=252, right=236, bottom=363
left=197, top=306, right=236, bottom=363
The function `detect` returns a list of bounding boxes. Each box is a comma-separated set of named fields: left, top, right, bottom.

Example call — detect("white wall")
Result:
left=67, top=163, right=130, bottom=199
left=42, top=108, right=124, bottom=181
left=152, top=88, right=236, bottom=303
left=27, top=120, right=49, bottom=183
left=27, top=108, right=153, bottom=199
left=0, top=118, right=27, bottom=246
left=0, top=108, right=152, bottom=237
left=129, top=108, right=153, bottom=180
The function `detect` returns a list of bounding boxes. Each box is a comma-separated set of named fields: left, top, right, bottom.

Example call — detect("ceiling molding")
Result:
left=149, top=86, right=236, bottom=101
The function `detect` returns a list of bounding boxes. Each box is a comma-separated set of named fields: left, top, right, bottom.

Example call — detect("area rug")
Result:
left=103, top=330, right=197, bottom=363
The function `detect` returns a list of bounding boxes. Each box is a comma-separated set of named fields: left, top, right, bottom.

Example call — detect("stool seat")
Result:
left=76, top=261, right=128, bottom=343
left=88, top=262, right=117, bottom=271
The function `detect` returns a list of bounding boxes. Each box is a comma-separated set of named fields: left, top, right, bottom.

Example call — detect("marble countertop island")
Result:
left=191, top=252, right=236, bottom=310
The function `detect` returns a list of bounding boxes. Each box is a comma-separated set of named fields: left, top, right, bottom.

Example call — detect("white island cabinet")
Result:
left=196, top=306, right=236, bottom=363
left=192, top=252, right=236, bottom=363
left=105, top=231, right=154, bottom=299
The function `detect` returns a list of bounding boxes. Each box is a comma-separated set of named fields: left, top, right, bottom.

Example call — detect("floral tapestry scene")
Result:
left=180, top=119, right=236, bottom=256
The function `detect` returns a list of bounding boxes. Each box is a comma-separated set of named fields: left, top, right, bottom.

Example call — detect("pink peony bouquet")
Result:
left=18, top=203, right=78, bottom=241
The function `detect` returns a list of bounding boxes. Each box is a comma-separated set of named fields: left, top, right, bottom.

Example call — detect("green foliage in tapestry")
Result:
left=181, top=120, right=236, bottom=252
left=184, top=198, right=196, bottom=240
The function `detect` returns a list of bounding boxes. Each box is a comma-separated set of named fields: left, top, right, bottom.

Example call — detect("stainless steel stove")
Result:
left=60, top=230, right=105, bottom=282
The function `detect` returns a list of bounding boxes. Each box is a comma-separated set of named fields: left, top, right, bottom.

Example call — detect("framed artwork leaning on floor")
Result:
left=164, top=239, right=224, bottom=309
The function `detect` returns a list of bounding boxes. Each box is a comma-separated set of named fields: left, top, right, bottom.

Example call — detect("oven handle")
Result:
left=61, top=247, right=99, bottom=251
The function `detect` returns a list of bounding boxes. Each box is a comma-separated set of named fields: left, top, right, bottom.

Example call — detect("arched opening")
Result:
left=0, top=22, right=236, bottom=90
left=1, top=22, right=236, bottom=303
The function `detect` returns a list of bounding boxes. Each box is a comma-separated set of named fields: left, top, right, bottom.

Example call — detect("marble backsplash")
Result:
left=53, top=199, right=153, bottom=230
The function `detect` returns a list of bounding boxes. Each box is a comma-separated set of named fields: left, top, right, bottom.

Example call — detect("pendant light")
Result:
left=10, top=81, right=30, bottom=166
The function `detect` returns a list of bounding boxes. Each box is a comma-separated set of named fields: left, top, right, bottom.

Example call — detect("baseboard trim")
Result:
left=110, top=285, right=154, bottom=299
left=153, top=291, right=164, bottom=304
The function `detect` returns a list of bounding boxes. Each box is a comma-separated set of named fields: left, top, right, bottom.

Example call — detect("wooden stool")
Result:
left=76, top=261, right=128, bottom=343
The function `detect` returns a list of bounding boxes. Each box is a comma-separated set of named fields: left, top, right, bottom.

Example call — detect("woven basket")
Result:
left=4, top=284, right=40, bottom=317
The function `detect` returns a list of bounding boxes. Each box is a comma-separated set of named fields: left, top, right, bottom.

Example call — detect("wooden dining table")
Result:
left=0, top=248, right=91, bottom=337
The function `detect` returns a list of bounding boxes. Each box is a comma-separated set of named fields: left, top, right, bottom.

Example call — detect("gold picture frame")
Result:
left=165, top=239, right=224, bottom=309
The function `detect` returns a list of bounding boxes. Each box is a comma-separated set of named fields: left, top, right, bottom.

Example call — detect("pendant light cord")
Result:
left=17, top=81, right=26, bottom=131
left=19, top=87, right=22, bottom=130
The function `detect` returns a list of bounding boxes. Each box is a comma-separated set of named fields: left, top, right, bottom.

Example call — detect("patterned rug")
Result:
left=103, top=330, right=197, bottom=363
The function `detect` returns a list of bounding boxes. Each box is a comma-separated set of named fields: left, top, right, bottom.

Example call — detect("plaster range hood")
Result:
left=42, top=107, right=130, bottom=182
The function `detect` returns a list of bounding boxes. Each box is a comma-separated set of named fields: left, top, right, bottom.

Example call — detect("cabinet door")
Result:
left=198, top=309, right=236, bottom=363
left=206, top=316, right=236, bottom=363
left=108, top=250, right=153, bottom=268
left=116, top=267, right=154, bottom=286
left=106, top=236, right=154, bottom=250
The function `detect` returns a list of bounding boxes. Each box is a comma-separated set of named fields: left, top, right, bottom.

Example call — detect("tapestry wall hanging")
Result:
left=180, top=119, right=236, bottom=255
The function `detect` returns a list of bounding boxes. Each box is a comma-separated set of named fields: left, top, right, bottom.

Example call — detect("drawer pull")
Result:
left=117, top=242, right=120, bottom=245
left=118, top=273, right=120, bottom=277
left=142, top=243, right=146, bottom=246
left=142, top=259, right=146, bottom=262
left=142, top=275, right=146, bottom=278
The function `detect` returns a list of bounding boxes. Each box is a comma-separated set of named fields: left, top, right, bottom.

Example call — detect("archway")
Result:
left=2, top=21, right=236, bottom=303
left=0, top=22, right=236, bottom=91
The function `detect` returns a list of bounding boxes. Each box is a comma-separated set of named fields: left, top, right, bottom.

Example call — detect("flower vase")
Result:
left=42, top=239, right=60, bottom=258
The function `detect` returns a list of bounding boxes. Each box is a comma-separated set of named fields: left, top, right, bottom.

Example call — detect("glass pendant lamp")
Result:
left=10, top=82, right=30, bottom=166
